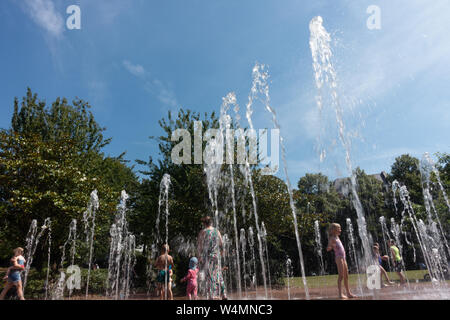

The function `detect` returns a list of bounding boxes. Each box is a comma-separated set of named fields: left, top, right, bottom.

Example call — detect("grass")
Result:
left=284, top=270, right=430, bottom=289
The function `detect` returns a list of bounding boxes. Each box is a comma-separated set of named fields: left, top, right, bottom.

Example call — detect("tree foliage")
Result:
left=389, top=154, right=422, bottom=203
left=1, top=88, right=449, bottom=286
left=0, top=89, right=138, bottom=267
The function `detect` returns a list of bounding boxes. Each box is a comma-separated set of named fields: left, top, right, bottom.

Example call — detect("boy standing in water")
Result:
left=388, top=240, right=406, bottom=285
left=155, top=244, right=174, bottom=300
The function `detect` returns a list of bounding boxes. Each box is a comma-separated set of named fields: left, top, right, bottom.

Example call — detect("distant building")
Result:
left=371, top=171, right=390, bottom=193
left=332, top=171, right=390, bottom=196
left=333, top=177, right=351, bottom=197
left=371, top=171, right=389, bottom=185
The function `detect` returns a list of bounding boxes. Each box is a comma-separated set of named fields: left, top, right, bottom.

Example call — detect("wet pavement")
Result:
left=122, top=281, right=450, bottom=300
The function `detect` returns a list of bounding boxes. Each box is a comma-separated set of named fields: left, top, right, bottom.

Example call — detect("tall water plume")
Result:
left=239, top=228, right=248, bottom=295
left=249, top=62, right=309, bottom=299
left=53, top=219, right=77, bottom=300
left=309, top=16, right=372, bottom=269
left=392, top=181, right=447, bottom=288
left=107, top=191, right=136, bottom=300
left=157, top=174, right=171, bottom=299
left=23, top=218, right=51, bottom=294
left=419, top=153, right=450, bottom=258
left=346, top=218, right=363, bottom=295
left=379, top=216, right=392, bottom=270
left=314, top=220, right=325, bottom=275
left=261, top=222, right=272, bottom=298
left=233, top=94, right=268, bottom=298
left=286, top=256, right=293, bottom=300
left=248, top=226, right=258, bottom=293
left=44, top=222, right=52, bottom=300
left=83, top=190, right=99, bottom=297
left=219, top=93, right=242, bottom=298
left=390, top=217, right=412, bottom=284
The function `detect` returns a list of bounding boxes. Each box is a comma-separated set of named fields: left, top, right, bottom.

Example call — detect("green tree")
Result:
left=133, top=109, right=218, bottom=251
left=436, top=152, right=450, bottom=188
left=296, top=173, right=342, bottom=219
left=295, top=173, right=338, bottom=274
left=389, top=154, right=422, bottom=204
left=353, top=167, right=390, bottom=241
left=0, top=89, right=138, bottom=268
left=298, top=173, right=329, bottom=195
left=132, top=109, right=225, bottom=283
left=11, top=88, right=110, bottom=155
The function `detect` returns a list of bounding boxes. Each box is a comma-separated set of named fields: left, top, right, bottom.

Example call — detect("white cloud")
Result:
left=122, top=59, right=179, bottom=109
left=149, top=79, right=178, bottom=109
left=20, top=0, right=65, bottom=38
left=123, top=60, right=146, bottom=77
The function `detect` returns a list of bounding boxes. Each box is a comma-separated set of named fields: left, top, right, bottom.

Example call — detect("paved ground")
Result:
left=121, top=281, right=450, bottom=300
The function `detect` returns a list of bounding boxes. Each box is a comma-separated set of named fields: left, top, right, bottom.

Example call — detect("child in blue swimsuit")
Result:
left=0, top=247, right=26, bottom=300
left=4, top=255, right=26, bottom=282
left=373, top=243, right=394, bottom=287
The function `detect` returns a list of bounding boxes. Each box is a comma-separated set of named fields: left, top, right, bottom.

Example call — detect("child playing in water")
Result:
left=180, top=257, right=199, bottom=300
left=3, top=247, right=26, bottom=281
left=388, top=239, right=406, bottom=285
left=327, top=223, right=356, bottom=299
left=155, top=244, right=174, bottom=300
left=0, top=247, right=26, bottom=300
left=372, top=243, right=394, bottom=287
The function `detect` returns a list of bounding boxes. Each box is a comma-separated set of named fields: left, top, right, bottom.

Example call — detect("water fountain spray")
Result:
left=420, top=153, right=450, bottom=258
left=310, top=16, right=372, bottom=270
left=83, top=189, right=99, bottom=298
left=203, top=130, right=223, bottom=231
left=219, top=93, right=242, bottom=298
left=156, top=174, right=171, bottom=299
left=53, top=219, right=77, bottom=300
left=239, top=228, right=248, bottom=296
left=392, top=181, right=417, bottom=264
left=286, top=256, right=293, bottom=300
left=248, top=226, right=258, bottom=295
left=261, top=222, right=273, bottom=298
left=107, top=191, right=136, bottom=299
left=346, top=218, right=363, bottom=296
left=249, top=62, right=310, bottom=299
left=231, top=116, right=268, bottom=298
left=222, top=234, right=233, bottom=293
left=44, top=222, right=52, bottom=300
left=392, top=181, right=448, bottom=289
left=149, top=173, right=171, bottom=296
left=23, top=218, right=51, bottom=294
left=314, top=220, right=325, bottom=276
left=421, top=153, right=450, bottom=211
left=379, top=216, right=392, bottom=270
left=390, top=217, right=411, bottom=286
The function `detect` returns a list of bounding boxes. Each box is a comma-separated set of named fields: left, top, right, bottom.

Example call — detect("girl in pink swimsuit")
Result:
left=181, top=257, right=199, bottom=300
left=327, top=223, right=355, bottom=299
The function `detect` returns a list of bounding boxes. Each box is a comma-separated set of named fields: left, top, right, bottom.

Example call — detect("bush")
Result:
left=132, top=253, right=148, bottom=289
left=16, top=267, right=108, bottom=299
left=80, top=268, right=108, bottom=295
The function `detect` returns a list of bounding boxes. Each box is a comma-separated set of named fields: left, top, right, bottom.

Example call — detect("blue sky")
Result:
left=1, top=0, right=449, bottom=183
